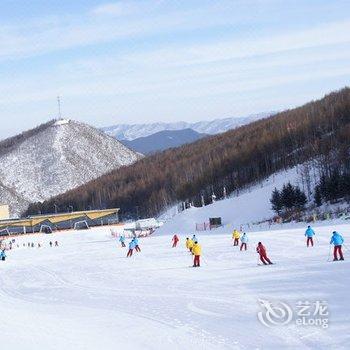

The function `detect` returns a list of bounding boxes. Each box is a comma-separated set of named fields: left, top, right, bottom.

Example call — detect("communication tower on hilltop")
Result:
left=57, top=96, right=62, bottom=119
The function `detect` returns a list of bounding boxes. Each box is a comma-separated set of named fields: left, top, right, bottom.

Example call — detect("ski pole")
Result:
left=257, top=254, right=260, bottom=266
left=327, top=245, right=332, bottom=262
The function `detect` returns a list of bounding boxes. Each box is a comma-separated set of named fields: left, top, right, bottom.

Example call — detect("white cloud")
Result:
left=125, top=19, right=350, bottom=68
left=0, top=2, right=238, bottom=62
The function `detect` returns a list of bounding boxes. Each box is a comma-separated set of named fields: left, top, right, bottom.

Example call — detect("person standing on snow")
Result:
left=305, top=226, right=315, bottom=247
left=330, top=231, right=344, bottom=261
left=186, top=237, right=194, bottom=253
left=119, top=235, right=126, bottom=248
left=256, top=242, right=273, bottom=265
left=0, top=249, right=6, bottom=261
left=133, top=237, right=141, bottom=252
left=232, top=229, right=240, bottom=246
left=127, top=239, right=136, bottom=257
left=240, top=233, right=248, bottom=251
left=172, top=234, right=179, bottom=248
left=192, top=234, right=197, bottom=242
left=192, top=241, right=202, bottom=267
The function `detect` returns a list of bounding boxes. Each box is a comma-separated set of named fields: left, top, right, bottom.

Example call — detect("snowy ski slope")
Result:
left=0, top=223, right=349, bottom=350
left=157, top=166, right=301, bottom=234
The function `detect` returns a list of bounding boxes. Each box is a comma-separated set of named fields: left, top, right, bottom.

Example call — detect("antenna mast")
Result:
left=57, top=96, right=62, bottom=119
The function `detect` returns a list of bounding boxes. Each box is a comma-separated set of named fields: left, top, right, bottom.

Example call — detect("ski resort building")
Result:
left=0, top=208, right=119, bottom=236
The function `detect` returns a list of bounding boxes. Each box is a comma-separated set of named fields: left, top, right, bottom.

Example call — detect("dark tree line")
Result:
left=314, top=172, right=350, bottom=206
left=26, top=87, right=350, bottom=218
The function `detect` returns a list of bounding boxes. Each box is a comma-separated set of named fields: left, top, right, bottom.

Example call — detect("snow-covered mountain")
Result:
left=102, top=113, right=271, bottom=141
left=0, top=119, right=141, bottom=217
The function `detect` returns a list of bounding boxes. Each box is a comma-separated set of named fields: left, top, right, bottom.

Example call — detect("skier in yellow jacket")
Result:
left=232, top=229, right=240, bottom=246
left=192, top=241, right=201, bottom=267
left=186, top=237, right=194, bottom=252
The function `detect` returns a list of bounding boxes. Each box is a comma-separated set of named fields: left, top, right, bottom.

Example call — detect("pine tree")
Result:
left=270, top=188, right=282, bottom=214
left=281, top=182, right=295, bottom=209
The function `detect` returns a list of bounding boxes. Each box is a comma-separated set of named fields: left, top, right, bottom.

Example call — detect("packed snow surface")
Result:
left=1, top=222, right=349, bottom=349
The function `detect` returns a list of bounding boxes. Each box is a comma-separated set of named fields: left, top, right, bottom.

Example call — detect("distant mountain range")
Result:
left=102, top=113, right=271, bottom=141
left=0, top=119, right=140, bottom=217
left=122, top=129, right=207, bottom=154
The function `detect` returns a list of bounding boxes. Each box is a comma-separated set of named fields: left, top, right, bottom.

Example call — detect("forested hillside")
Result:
left=26, top=88, right=350, bottom=218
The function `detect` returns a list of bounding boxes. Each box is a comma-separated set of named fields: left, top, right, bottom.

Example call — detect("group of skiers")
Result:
left=230, top=225, right=346, bottom=264
left=231, top=229, right=273, bottom=265
left=112, top=221, right=348, bottom=268
left=20, top=241, right=59, bottom=248
left=184, top=235, right=202, bottom=267
left=172, top=225, right=345, bottom=267
left=116, top=225, right=345, bottom=267
left=0, top=240, right=60, bottom=262
left=22, top=241, right=59, bottom=248
left=304, top=225, right=345, bottom=261
left=232, top=230, right=249, bottom=251
left=118, top=235, right=142, bottom=257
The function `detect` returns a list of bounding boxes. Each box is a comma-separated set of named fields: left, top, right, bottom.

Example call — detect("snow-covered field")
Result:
left=1, top=223, right=349, bottom=350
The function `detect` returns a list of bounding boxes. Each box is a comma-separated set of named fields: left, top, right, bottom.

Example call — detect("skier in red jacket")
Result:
left=172, top=234, right=179, bottom=248
left=256, top=242, right=273, bottom=265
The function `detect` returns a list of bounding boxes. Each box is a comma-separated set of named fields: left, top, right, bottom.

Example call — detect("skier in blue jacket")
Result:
left=240, top=233, right=248, bottom=251
left=127, top=240, right=136, bottom=257
left=119, top=235, right=126, bottom=247
left=0, top=249, right=6, bottom=261
left=133, top=237, right=141, bottom=252
left=330, top=231, right=344, bottom=261
left=305, top=226, right=315, bottom=247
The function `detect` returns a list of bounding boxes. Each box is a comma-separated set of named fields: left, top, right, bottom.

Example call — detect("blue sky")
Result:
left=0, top=0, right=350, bottom=138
